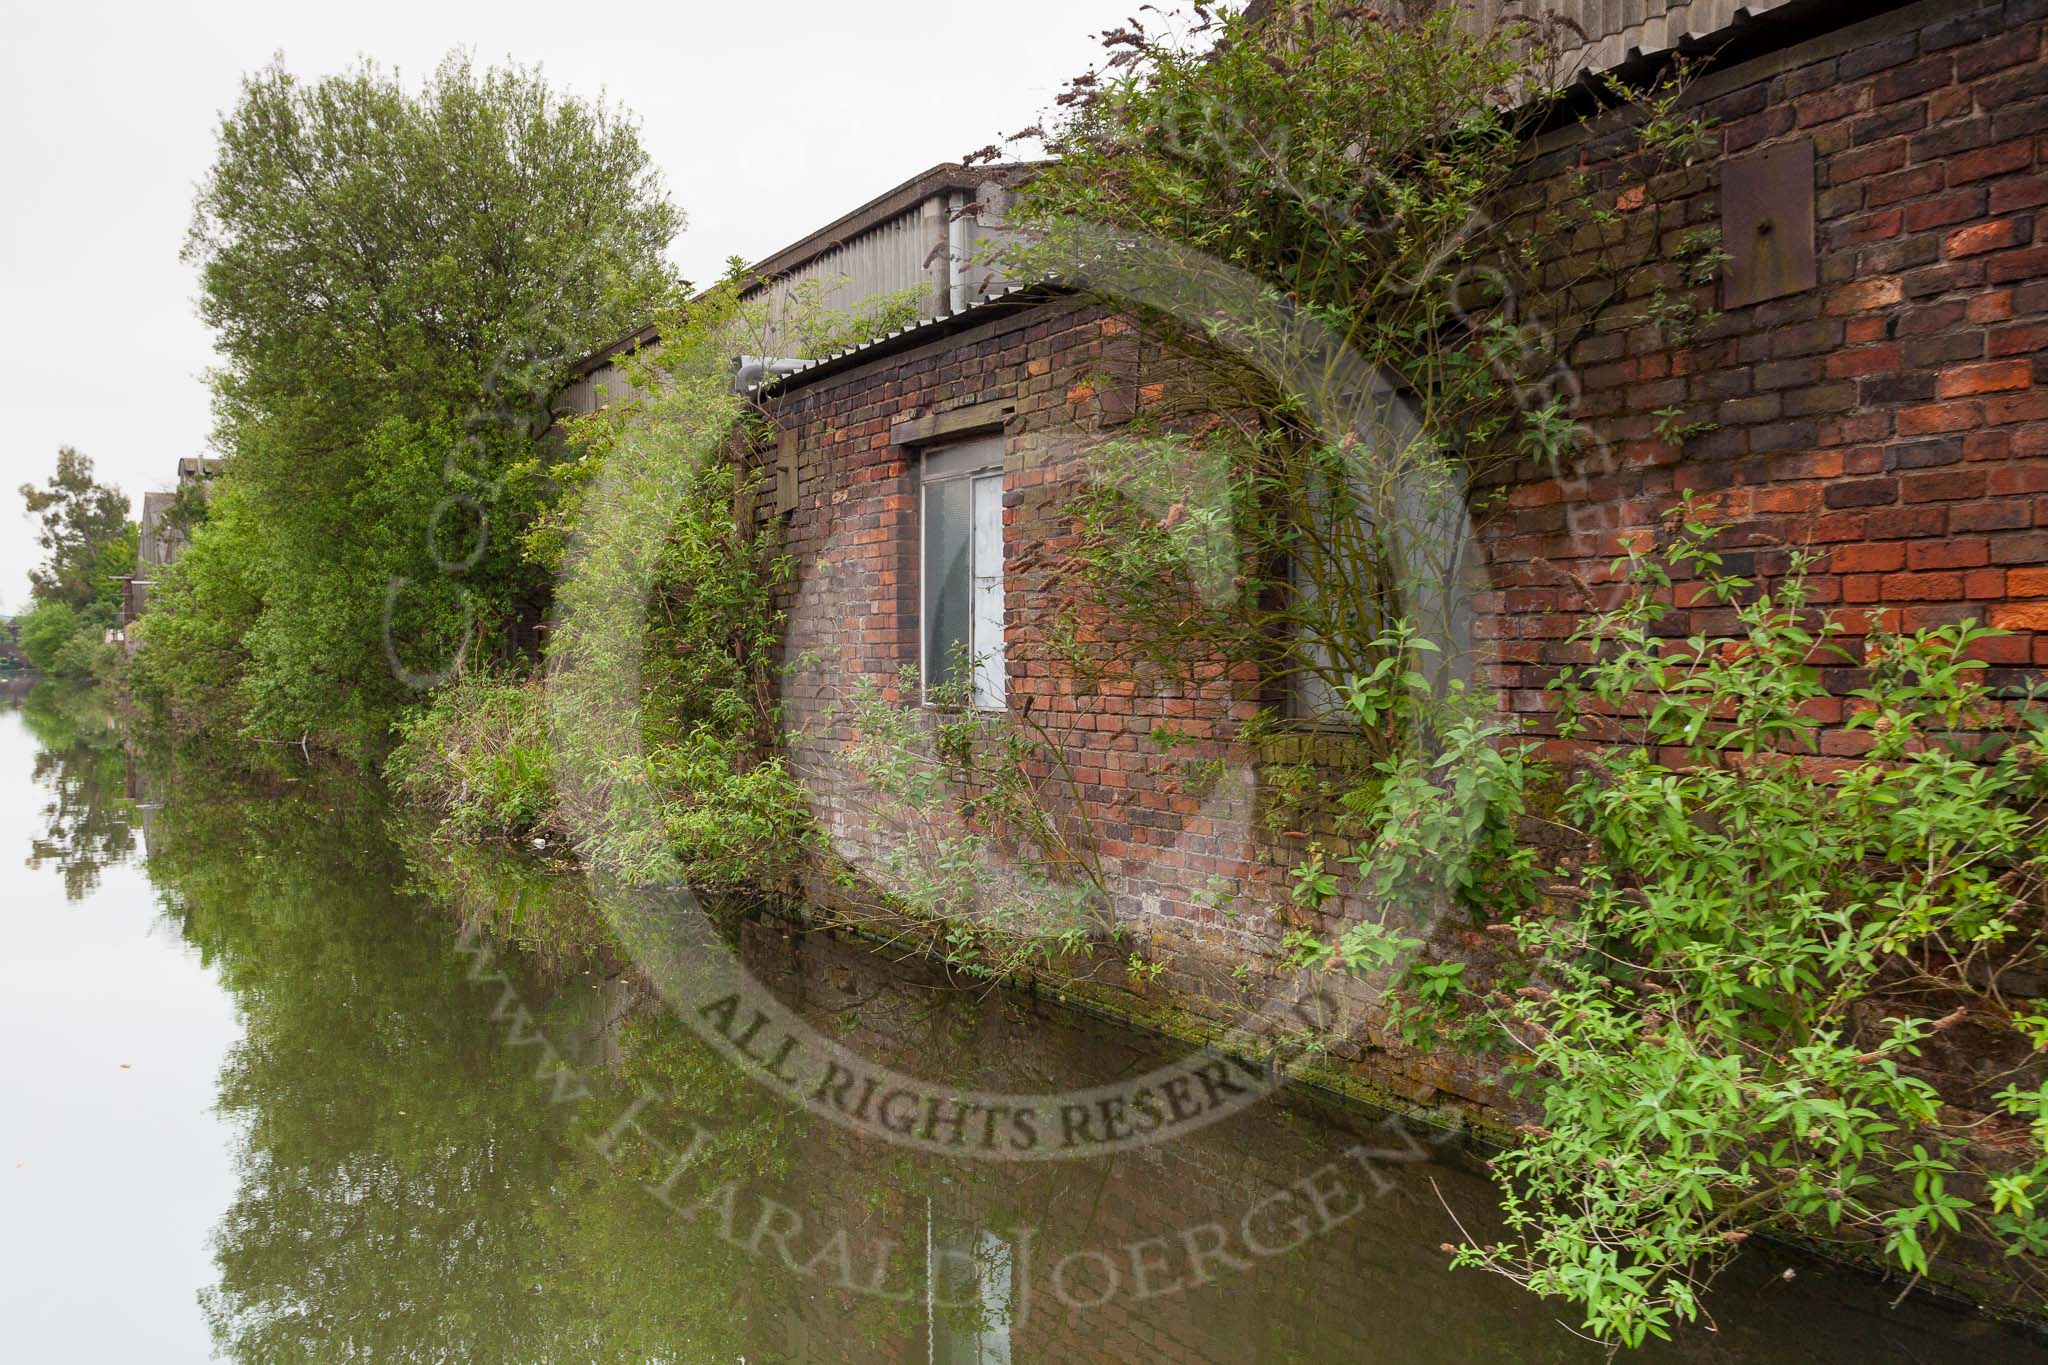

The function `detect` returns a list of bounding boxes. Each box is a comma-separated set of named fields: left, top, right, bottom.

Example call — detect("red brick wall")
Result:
left=1482, top=0, right=2048, bottom=762
left=761, top=1, right=2048, bottom=1117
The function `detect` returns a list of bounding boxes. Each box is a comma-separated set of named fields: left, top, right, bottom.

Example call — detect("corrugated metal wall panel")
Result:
left=748, top=205, right=941, bottom=354
left=744, top=185, right=1022, bottom=356
left=138, top=492, right=177, bottom=569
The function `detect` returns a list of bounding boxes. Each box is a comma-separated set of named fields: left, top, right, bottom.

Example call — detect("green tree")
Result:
left=19, top=446, right=133, bottom=614
left=144, top=52, right=682, bottom=756
left=18, top=600, right=81, bottom=673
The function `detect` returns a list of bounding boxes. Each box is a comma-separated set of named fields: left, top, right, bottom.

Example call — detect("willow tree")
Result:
left=138, top=54, right=682, bottom=755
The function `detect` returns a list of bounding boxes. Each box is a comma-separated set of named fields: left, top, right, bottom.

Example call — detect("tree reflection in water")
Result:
left=20, top=682, right=135, bottom=901
left=140, top=757, right=791, bottom=1362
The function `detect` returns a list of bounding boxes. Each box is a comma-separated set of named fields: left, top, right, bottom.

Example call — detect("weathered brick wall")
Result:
left=760, top=0, right=2048, bottom=1120
left=1480, top=0, right=2048, bottom=762
left=761, top=300, right=1465, bottom=1105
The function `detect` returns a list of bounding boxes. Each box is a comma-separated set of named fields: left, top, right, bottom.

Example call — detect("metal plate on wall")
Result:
left=1721, top=137, right=1817, bottom=310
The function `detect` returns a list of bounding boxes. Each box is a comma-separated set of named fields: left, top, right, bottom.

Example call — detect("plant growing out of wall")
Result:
left=994, top=1, right=1723, bottom=751
left=818, top=663, right=1119, bottom=985
left=1427, top=506, right=2048, bottom=1344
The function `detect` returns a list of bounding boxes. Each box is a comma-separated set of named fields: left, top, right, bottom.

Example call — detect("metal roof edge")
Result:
left=745, top=281, right=1073, bottom=399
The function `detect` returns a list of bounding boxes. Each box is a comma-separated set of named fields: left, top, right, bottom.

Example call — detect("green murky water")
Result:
left=3, top=680, right=2043, bottom=1363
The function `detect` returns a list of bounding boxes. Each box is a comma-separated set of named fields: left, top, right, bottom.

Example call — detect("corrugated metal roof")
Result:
left=1465, top=0, right=1803, bottom=77
left=1244, top=1, right=1809, bottom=77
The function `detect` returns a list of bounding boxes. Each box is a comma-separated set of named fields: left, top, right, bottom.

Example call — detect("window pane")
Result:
left=970, top=473, right=1005, bottom=707
left=1291, top=468, right=1378, bottom=724
left=924, top=476, right=971, bottom=696
left=1291, top=546, right=1348, bottom=722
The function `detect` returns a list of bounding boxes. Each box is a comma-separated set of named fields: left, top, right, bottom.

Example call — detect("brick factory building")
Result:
left=567, top=0, right=2048, bottom=1119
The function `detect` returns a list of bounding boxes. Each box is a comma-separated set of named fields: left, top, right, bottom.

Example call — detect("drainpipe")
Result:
left=732, top=355, right=806, bottom=395
left=921, top=196, right=948, bottom=316
left=946, top=190, right=968, bottom=315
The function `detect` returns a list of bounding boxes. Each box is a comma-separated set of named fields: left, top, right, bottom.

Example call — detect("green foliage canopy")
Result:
left=19, top=446, right=133, bottom=615
left=18, top=601, right=82, bottom=674
left=139, top=53, right=682, bottom=756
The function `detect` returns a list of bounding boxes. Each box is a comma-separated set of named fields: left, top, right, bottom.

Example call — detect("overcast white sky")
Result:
left=0, top=0, right=1117, bottom=613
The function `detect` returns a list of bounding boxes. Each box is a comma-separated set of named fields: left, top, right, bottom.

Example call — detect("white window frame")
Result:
left=919, top=435, right=1006, bottom=709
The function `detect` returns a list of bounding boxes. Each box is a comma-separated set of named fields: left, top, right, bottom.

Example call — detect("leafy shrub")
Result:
left=1288, top=507, right=2048, bottom=1344
left=1443, top=510, right=2048, bottom=1343
left=585, top=730, right=812, bottom=890
left=50, top=631, right=115, bottom=681
left=19, top=600, right=82, bottom=673
left=387, top=671, right=556, bottom=840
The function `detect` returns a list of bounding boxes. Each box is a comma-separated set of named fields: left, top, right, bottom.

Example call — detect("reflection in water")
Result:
left=933, top=1225, right=1016, bottom=1364
left=20, top=684, right=135, bottom=900
left=8, top=682, right=2048, bottom=1363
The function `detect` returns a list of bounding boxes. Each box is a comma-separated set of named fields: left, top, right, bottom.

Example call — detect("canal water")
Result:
left=3, top=681, right=2043, bottom=1363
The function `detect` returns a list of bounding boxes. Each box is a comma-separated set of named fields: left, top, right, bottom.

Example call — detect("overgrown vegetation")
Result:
left=132, top=53, right=682, bottom=758
left=533, top=282, right=816, bottom=891
left=100, top=3, right=2048, bottom=1346
left=1297, top=508, right=2048, bottom=1345
left=388, top=279, right=824, bottom=894
left=388, top=671, right=557, bottom=840
left=995, top=0, right=1722, bottom=741
left=1000, top=0, right=2048, bottom=1344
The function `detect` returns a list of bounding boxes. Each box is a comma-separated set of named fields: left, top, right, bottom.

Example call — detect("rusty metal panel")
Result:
left=775, top=427, right=799, bottom=516
left=1720, top=137, right=1816, bottom=310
